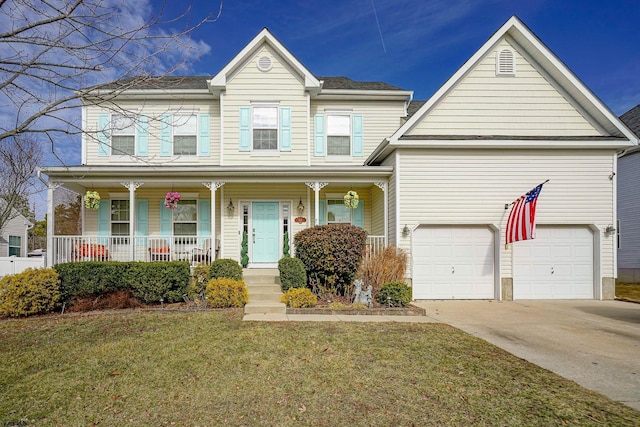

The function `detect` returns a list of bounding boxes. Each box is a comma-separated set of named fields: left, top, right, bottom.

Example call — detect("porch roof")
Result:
left=39, top=165, right=393, bottom=193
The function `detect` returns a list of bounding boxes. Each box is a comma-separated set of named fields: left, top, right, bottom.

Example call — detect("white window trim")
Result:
left=251, top=103, right=280, bottom=152
left=172, top=114, right=198, bottom=157
left=172, top=199, right=198, bottom=236
left=110, top=199, right=130, bottom=238
left=325, top=112, right=353, bottom=158
left=110, top=113, right=137, bottom=157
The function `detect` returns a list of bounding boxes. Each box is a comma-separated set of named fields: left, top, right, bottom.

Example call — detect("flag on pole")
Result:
left=506, top=183, right=544, bottom=245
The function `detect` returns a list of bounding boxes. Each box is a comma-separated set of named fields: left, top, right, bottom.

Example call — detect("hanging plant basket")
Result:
left=343, top=190, right=359, bottom=209
left=84, top=191, right=101, bottom=210
left=164, top=191, right=181, bottom=210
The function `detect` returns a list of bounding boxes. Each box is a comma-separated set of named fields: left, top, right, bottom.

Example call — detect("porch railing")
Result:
left=50, top=235, right=218, bottom=265
left=365, top=235, right=386, bottom=256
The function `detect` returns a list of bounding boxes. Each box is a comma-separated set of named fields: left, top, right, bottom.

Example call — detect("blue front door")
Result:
left=252, top=202, right=279, bottom=263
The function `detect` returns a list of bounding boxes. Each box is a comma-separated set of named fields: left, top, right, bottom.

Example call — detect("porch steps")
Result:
left=243, top=269, right=286, bottom=315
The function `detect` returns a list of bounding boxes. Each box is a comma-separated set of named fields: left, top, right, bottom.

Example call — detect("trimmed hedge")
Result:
left=54, top=261, right=190, bottom=303
left=278, top=256, right=306, bottom=292
left=209, top=258, right=243, bottom=281
left=281, top=287, right=317, bottom=308
left=375, top=281, right=412, bottom=307
left=294, top=224, right=367, bottom=296
left=205, top=278, right=248, bottom=308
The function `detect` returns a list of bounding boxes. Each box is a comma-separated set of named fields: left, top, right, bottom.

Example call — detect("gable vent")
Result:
left=257, top=55, right=272, bottom=72
left=496, top=49, right=515, bottom=76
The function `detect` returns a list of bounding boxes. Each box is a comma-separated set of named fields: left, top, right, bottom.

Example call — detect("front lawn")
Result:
left=1, top=310, right=638, bottom=426
left=616, top=283, right=640, bottom=302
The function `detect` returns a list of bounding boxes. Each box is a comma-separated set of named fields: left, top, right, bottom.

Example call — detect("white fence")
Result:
left=0, top=256, right=46, bottom=277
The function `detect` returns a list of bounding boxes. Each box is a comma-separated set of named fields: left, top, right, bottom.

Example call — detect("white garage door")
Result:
left=413, top=226, right=495, bottom=299
left=513, top=226, right=594, bottom=299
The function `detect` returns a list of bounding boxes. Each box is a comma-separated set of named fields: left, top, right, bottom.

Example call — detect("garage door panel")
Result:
left=514, top=226, right=593, bottom=300
left=413, top=226, right=495, bottom=299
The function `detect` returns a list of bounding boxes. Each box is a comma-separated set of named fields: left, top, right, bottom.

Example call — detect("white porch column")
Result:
left=122, top=181, right=143, bottom=260
left=204, top=181, right=225, bottom=253
left=375, top=181, right=388, bottom=247
left=46, top=182, right=60, bottom=267
left=305, top=182, right=328, bottom=225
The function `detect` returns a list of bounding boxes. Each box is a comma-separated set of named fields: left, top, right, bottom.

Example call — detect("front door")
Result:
left=252, top=202, right=279, bottom=263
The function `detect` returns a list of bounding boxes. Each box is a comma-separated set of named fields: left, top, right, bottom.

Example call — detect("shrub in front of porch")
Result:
left=209, top=259, right=243, bottom=281
left=375, top=281, right=412, bottom=307
left=205, top=278, right=248, bottom=308
left=54, top=261, right=190, bottom=305
left=0, top=268, right=61, bottom=317
left=294, top=224, right=367, bottom=296
left=281, top=287, right=317, bottom=308
left=278, top=256, right=306, bottom=292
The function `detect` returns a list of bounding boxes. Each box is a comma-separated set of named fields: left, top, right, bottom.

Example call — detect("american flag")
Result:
left=506, top=183, right=544, bottom=245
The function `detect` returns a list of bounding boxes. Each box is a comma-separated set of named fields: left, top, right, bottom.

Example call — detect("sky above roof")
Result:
left=174, top=0, right=638, bottom=115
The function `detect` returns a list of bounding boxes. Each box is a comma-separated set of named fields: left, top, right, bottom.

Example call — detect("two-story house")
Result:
left=40, top=16, right=637, bottom=300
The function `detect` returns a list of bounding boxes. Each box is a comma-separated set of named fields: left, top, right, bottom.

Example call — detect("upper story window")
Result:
left=173, top=200, right=197, bottom=236
left=326, top=114, right=351, bottom=156
left=111, top=199, right=130, bottom=237
left=173, top=115, right=197, bottom=156
left=8, top=235, right=21, bottom=257
left=253, top=106, right=278, bottom=150
left=496, top=48, right=515, bottom=76
left=111, top=114, right=135, bottom=155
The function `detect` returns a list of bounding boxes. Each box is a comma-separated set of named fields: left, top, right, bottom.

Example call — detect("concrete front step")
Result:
left=244, top=302, right=286, bottom=315
left=249, top=292, right=283, bottom=303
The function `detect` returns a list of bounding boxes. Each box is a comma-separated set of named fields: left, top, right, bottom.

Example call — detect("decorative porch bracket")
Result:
left=121, top=182, right=144, bottom=260
left=203, top=181, right=225, bottom=257
left=305, top=182, right=328, bottom=225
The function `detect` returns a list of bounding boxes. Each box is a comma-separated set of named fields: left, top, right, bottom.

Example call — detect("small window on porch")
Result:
left=8, top=235, right=21, bottom=257
left=173, top=200, right=197, bottom=236
left=327, top=199, right=351, bottom=224
left=111, top=200, right=130, bottom=244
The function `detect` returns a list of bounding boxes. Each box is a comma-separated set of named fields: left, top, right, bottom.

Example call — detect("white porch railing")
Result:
left=365, top=235, right=386, bottom=256
left=50, top=235, right=217, bottom=265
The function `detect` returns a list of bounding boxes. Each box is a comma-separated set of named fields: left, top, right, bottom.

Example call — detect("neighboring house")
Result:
left=40, top=16, right=637, bottom=300
left=0, top=202, right=32, bottom=258
left=617, top=105, right=640, bottom=282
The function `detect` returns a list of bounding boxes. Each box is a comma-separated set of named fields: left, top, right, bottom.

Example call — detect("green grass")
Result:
left=1, top=310, right=639, bottom=426
left=616, top=283, right=640, bottom=302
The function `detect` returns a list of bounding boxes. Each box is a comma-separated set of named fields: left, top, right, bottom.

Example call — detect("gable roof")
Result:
left=620, top=105, right=640, bottom=137
left=209, top=27, right=321, bottom=95
left=367, top=16, right=638, bottom=164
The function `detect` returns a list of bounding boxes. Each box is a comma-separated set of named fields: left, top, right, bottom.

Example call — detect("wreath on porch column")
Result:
left=343, top=190, right=359, bottom=209
left=84, top=191, right=101, bottom=210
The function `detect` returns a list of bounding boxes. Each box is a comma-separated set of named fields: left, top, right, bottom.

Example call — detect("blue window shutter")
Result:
left=98, top=114, right=110, bottom=157
left=136, top=200, right=149, bottom=246
left=137, top=115, right=148, bottom=157
left=352, top=114, right=363, bottom=157
left=280, top=107, right=291, bottom=151
left=319, top=200, right=326, bottom=225
left=314, top=114, right=325, bottom=157
left=160, top=200, right=171, bottom=236
left=160, top=114, right=172, bottom=157
left=239, top=107, right=251, bottom=151
left=198, top=200, right=211, bottom=244
left=98, top=199, right=110, bottom=236
left=199, top=114, right=210, bottom=157
left=353, top=200, right=364, bottom=228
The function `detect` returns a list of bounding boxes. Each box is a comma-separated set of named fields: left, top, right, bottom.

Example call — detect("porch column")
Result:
left=46, top=182, right=60, bottom=267
left=305, top=182, right=328, bottom=225
left=203, top=181, right=225, bottom=253
left=121, top=181, right=143, bottom=260
left=375, top=181, right=388, bottom=247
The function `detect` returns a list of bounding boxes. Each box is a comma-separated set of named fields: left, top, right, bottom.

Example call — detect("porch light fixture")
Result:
left=402, top=224, right=410, bottom=237
left=227, top=199, right=235, bottom=217
left=297, top=198, right=305, bottom=216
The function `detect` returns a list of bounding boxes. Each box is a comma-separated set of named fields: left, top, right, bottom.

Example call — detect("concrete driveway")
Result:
left=413, top=300, right=640, bottom=411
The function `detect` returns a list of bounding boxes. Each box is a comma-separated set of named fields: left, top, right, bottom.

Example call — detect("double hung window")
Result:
left=8, top=235, right=21, bottom=256
left=111, top=200, right=130, bottom=239
left=326, top=114, right=351, bottom=156
left=253, top=106, right=278, bottom=150
left=173, top=200, right=197, bottom=236
left=173, top=115, right=197, bottom=155
left=111, top=114, right=135, bottom=155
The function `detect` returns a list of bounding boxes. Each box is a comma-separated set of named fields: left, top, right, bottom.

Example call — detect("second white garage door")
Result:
left=413, top=226, right=495, bottom=299
left=513, top=226, right=594, bottom=299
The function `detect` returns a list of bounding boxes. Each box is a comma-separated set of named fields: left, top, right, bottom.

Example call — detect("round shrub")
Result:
left=281, top=288, right=317, bottom=308
left=278, top=257, right=307, bottom=292
left=205, top=278, right=248, bottom=308
left=375, top=281, right=412, bottom=307
left=210, top=258, right=243, bottom=281
left=0, top=268, right=61, bottom=317
left=188, top=263, right=211, bottom=298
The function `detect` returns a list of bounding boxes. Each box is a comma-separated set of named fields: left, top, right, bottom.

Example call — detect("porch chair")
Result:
left=148, top=239, right=171, bottom=261
left=191, top=238, right=220, bottom=264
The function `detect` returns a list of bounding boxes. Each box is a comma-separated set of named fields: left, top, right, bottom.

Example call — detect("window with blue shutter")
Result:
left=159, top=114, right=172, bottom=157
left=280, top=107, right=291, bottom=151
left=137, top=115, right=148, bottom=157
left=198, top=114, right=210, bottom=156
left=352, top=114, right=363, bottom=157
left=98, top=114, right=110, bottom=157
left=314, top=114, right=325, bottom=157
left=239, top=107, right=251, bottom=151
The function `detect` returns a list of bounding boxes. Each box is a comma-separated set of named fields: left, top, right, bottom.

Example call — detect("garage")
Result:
left=513, top=226, right=594, bottom=299
left=412, top=226, right=496, bottom=299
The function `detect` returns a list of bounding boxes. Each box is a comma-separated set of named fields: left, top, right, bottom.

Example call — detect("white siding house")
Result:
left=40, top=16, right=637, bottom=300
left=0, top=206, right=32, bottom=258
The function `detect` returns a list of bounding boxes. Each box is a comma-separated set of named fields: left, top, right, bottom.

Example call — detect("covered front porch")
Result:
left=40, top=166, right=391, bottom=267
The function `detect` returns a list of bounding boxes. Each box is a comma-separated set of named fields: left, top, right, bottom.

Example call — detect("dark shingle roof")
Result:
left=407, top=100, right=426, bottom=118
left=620, top=104, right=640, bottom=137
left=317, top=76, right=405, bottom=91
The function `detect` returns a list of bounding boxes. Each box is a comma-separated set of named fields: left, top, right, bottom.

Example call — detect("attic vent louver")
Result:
left=257, top=55, right=272, bottom=72
left=496, top=48, right=515, bottom=76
